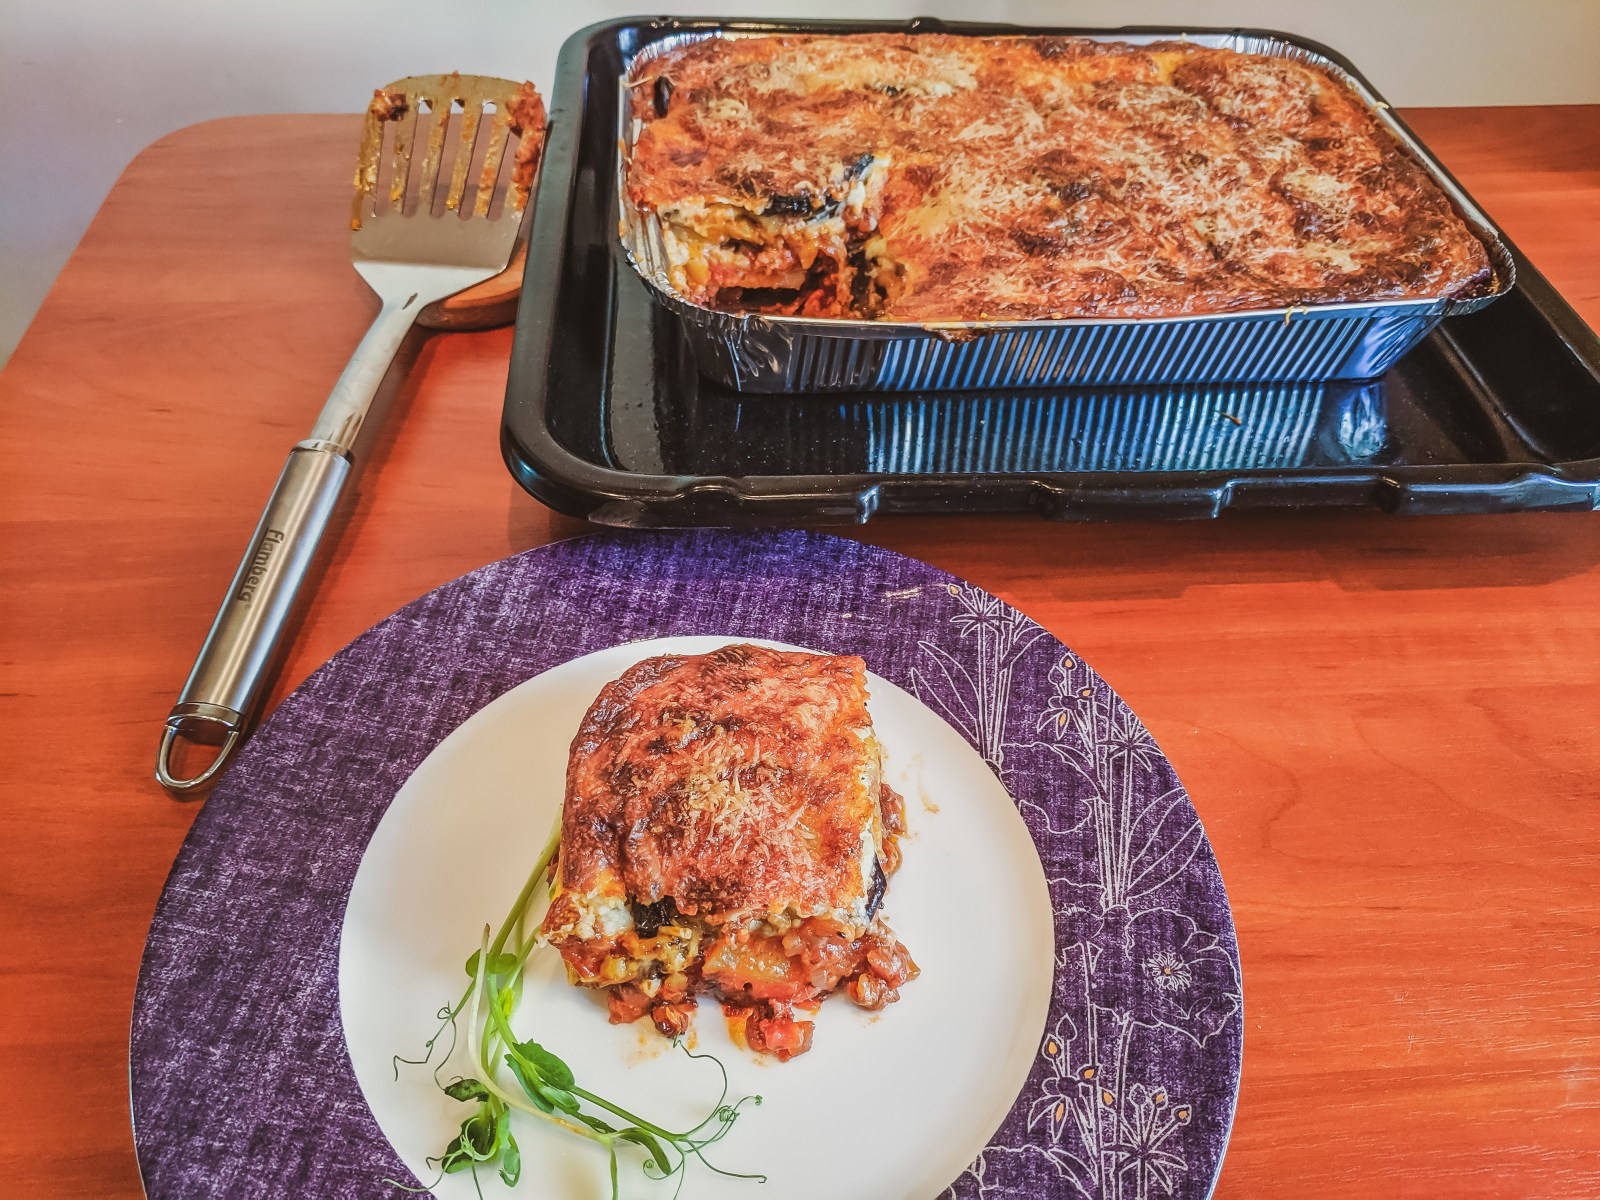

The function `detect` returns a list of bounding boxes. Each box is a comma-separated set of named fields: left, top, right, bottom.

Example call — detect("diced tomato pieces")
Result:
left=606, top=983, right=654, bottom=1024
left=745, top=1009, right=815, bottom=1060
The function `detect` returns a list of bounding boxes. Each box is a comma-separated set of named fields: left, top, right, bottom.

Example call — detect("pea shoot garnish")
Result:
left=390, top=825, right=764, bottom=1198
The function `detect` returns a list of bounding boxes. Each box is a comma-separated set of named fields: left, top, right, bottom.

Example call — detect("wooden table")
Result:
left=2, top=106, right=1598, bottom=1198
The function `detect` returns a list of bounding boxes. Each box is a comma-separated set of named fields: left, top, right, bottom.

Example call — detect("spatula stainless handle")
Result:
left=156, top=443, right=351, bottom=792
left=156, top=301, right=418, bottom=794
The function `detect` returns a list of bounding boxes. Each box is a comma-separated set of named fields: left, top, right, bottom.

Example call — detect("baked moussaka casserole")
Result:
left=541, top=644, right=916, bottom=1060
left=624, top=34, right=1492, bottom=323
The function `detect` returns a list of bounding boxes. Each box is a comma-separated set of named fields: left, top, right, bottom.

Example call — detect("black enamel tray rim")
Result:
left=502, top=15, right=1600, bottom=524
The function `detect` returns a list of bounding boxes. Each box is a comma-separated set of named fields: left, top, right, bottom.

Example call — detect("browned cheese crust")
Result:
left=552, top=643, right=880, bottom=923
left=625, top=34, right=1492, bottom=322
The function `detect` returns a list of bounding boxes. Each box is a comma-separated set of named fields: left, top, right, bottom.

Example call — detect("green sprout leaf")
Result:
left=499, top=1132, right=522, bottom=1187
left=461, top=1106, right=499, bottom=1159
left=503, top=1054, right=555, bottom=1112
left=394, top=821, right=763, bottom=1194
left=515, top=1040, right=575, bottom=1089
left=465, top=950, right=519, bottom=979
left=574, top=1112, right=616, bottom=1135
left=439, top=1134, right=474, bottom=1174
left=536, top=1082, right=581, bottom=1115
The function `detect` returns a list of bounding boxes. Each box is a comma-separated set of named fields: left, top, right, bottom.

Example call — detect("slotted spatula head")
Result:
left=349, top=73, right=546, bottom=276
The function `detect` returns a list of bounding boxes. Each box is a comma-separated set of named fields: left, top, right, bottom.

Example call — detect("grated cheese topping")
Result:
left=625, top=34, right=1492, bottom=321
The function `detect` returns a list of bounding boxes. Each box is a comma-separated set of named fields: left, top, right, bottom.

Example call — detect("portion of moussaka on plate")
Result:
left=540, top=644, right=917, bottom=1061
left=623, top=34, right=1492, bottom=323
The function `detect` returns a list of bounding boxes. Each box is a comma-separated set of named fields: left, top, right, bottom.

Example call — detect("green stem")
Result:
left=485, top=988, right=527, bottom=1070
left=569, top=1085, right=681, bottom=1137
left=488, top=821, right=562, bottom=962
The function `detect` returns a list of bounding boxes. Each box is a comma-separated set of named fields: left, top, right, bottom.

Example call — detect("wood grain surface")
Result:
left=1, top=107, right=1598, bottom=1198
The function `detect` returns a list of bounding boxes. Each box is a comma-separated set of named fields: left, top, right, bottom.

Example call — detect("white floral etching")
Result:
left=909, top=583, right=1052, bottom=772
left=916, top=584, right=1241, bottom=1200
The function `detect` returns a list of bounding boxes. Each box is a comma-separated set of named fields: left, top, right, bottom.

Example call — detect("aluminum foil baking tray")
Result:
left=615, top=27, right=1515, bottom=394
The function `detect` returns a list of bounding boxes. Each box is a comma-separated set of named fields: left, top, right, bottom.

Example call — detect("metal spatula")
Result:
left=156, top=74, right=546, bottom=795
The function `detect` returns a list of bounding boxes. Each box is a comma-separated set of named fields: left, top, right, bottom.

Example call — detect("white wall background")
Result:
left=3, top=0, right=1599, bottom=364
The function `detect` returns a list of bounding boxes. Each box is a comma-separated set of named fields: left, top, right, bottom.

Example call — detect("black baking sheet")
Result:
left=502, top=16, right=1600, bottom=524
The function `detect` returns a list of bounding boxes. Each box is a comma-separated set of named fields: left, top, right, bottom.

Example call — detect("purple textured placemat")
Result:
left=131, top=530, right=1242, bottom=1199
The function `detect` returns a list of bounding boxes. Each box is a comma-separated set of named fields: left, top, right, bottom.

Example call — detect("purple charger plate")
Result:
left=131, top=529, right=1242, bottom=1199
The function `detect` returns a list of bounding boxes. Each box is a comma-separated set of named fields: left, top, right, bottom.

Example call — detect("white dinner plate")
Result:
left=340, top=636, right=1057, bottom=1200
